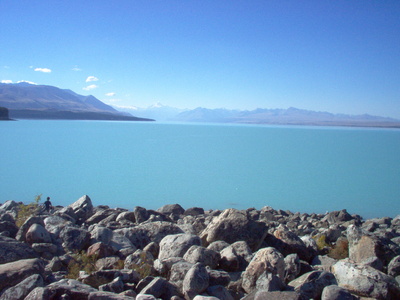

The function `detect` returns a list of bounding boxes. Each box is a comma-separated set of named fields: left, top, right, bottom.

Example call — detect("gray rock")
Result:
left=169, top=261, right=194, bottom=291
left=143, top=241, right=159, bottom=259
left=134, top=206, right=150, bottom=224
left=159, top=233, right=201, bottom=260
left=361, top=256, right=384, bottom=271
left=157, top=204, right=185, bottom=216
left=332, top=259, right=400, bottom=299
left=321, top=285, right=357, bottom=300
left=242, top=247, right=285, bottom=293
left=200, top=208, right=268, bottom=251
left=388, top=255, right=400, bottom=277
left=95, top=256, right=122, bottom=271
left=44, top=215, right=73, bottom=236
left=116, top=221, right=184, bottom=249
left=0, top=274, right=43, bottom=300
left=193, top=296, right=219, bottom=300
left=0, top=239, right=38, bottom=264
left=59, top=226, right=91, bottom=252
left=87, top=242, right=116, bottom=259
left=207, top=269, right=231, bottom=287
left=36, top=279, right=97, bottom=299
left=0, top=258, right=45, bottom=293
left=140, top=277, right=181, bottom=299
left=25, top=223, right=52, bottom=244
left=116, top=211, right=136, bottom=223
left=323, top=209, right=353, bottom=225
left=288, top=270, right=337, bottom=300
left=207, top=285, right=234, bottom=300
left=207, top=240, right=230, bottom=252
left=88, top=291, right=136, bottom=299
left=153, top=257, right=185, bottom=278
left=31, top=242, right=58, bottom=254
left=255, top=272, right=285, bottom=292
left=16, top=216, right=44, bottom=242
left=91, top=225, right=136, bottom=254
left=68, top=194, right=94, bottom=223
left=243, top=290, right=302, bottom=300
left=99, top=276, right=124, bottom=293
left=83, top=269, right=140, bottom=289
left=219, top=245, right=240, bottom=272
left=124, top=249, right=155, bottom=277
left=136, top=294, right=157, bottom=300
left=0, top=221, right=18, bottom=238
left=284, top=253, right=301, bottom=282
left=86, top=208, right=116, bottom=225
left=182, top=263, right=209, bottom=299
left=311, top=255, right=337, bottom=272
left=183, top=245, right=220, bottom=269
left=184, top=207, right=205, bottom=216
left=0, top=200, right=19, bottom=212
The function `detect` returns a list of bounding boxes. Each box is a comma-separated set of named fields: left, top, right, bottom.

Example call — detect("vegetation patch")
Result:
left=16, top=194, right=41, bottom=227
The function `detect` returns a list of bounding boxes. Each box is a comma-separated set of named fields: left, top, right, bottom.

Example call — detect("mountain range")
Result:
left=115, top=104, right=400, bottom=128
left=0, top=82, right=153, bottom=121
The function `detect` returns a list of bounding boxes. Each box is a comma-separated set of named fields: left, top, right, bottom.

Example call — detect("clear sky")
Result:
left=1, top=1, right=399, bottom=118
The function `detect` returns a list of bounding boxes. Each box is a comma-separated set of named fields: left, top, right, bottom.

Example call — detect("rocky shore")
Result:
left=0, top=195, right=399, bottom=300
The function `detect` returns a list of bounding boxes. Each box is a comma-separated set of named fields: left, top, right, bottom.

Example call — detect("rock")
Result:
left=288, top=270, right=337, bottom=300
left=88, top=291, right=136, bottom=299
left=87, top=242, right=116, bottom=258
left=332, top=259, right=400, bottom=299
left=157, top=204, right=185, bottom=216
left=182, top=263, right=209, bottom=299
left=59, top=226, right=91, bottom=252
left=34, top=279, right=97, bottom=299
left=361, top=256, right=384, bottom=271
left=284, top=254, right=301, bottom=282
left=207, top=269, right=230, bottom=287
left=183, top=245, right=220, bottom=269
left=116, top=211, right=136, bottom=223
left=25, top=223, right=52, bottom=244
left=0, top=274, right=43, bottom=300
left=200, top=208, right=268, bottom=251
left=16, top=216, right=44, bottom=242
left=193, top=296, right=219, bottom=300
left=83, top=269, right=139, bottom=289
left=169, top=261, right=194, bottom=291
left=184, top=207, right=205, bottom=216
left=44, top=215, right=73, bottom=236
left=143, top=241, right=159, bottom=259
left=388, top=255, right=400, bottom=277
left=273, top=224, right=314, bottom=262
left=159, top=233, right=201, bottom=260
left=0, top=258, right=45, bottom=293
left=323, top=209, right=353, bottom=225
left=124, top=249, right=155, bottom=277
left=31, top=242, right=58, bottom=255
left=243, top=290, right=302, bottom=300
left=154, top=257, right=185, bottom=278
left=0, top=200, right=19, bottom=212
left=242, top=247, right=285, bottom=293
left=68, top=195, right=94, bottom=223
left=311, top=255, right=337, bottom=272
left=0, top=239, right=38, bottom=264
left=91, top=226, right=136, bottom=254
left=321, top=285, right=357, bottom=300
left=86, top=209, right=116, bottom=225
left=219, top=245, right=240, bottom=272
left=0, top=221, right=18, bottom=238
left=95, top=256, right=122, bottom=270
left=99, top=276, right=124, bottom=293
left=207, top=240, right=230, bottom=252
left=140, top=277, right=181, bottom=299
left=206, top=285, right=234, bottom=300
left=255, top=272, right=285, bottom=292
left=134, top=206, right=150, bottom=224
left=136, top=294, right=158, bottom=300
left=116, top=221, right=184, bottom=249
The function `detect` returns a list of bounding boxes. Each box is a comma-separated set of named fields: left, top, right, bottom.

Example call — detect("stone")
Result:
left=95, top=256, right=122, bottom=270
left=59, top=226, right=91, bottom=252
left=182, top=263, right=209, bottom=299
left=184, top=207, right=205, bottom=216
left=136, top=294, right=157, bottom=300
left=219, top=245, right=240, bottom=272
left=243, top=290, right=302, bottom=300
left=116, top=211, right=136, bottom=223
left=311, top=255, right=337, bottom=272
left=206, top=285, right=234, bottom=300
left=140, top=277, right=181, bottom=299
left=0, top=240, right=38, bottom=264
left=388, top=255, right=400, bottom=277
left=124, top=249, right=155, bottom=276
left=157, top=204, right=185, bottom=216
left=68, top=195, right=94, bottom=223
left=86, top=209, right=116, bottom=225
left=332, top=259, right=400, bottom=299
left=159, top=233, right=201, bottom=260
left=0, top=274, right=43, bottom=300
left=0, top=258, right=45, bottom=293
left=16, top=216, right=45, bottom=242
left=0, top=221, right=18, bottom=238
left=91, top=226, right=136, bottom=254
left=44, top=215, right=73, bottom=236
left=154, top=257, right=185, bottom=278
left=116, top=221, right=184, bottom=249
left=37, top=279, right=97, bottom=299
left=134, top=206, right=150, bottom=224
left=169, top=261, right=194, bottom=291
left=88, top=291, right=136, bottom=299
left=99, top=276, right=124, bottom=293
left=25, top=223, right=52, bottom=244
left=288, top=270, right=337, bottom=300
left=200, top=208, right=268, bottom=251
left=83, top=270, right=139, bottom=289
left=193, top=296, right=219, bottom=300
left=242, top=247, right=285, bottom=293
left=207, top=269, right=231, bottom=287
left=323, top=209, right=353, bottom=225
left=207, top=240, right=230, bottom=252
left=87, top=242, right=115, bottom=259
left=321, top=285, right=357, bottom=300
left=255, top=272, right=285, bottom=292
left=284, top=253, right=301, bottom=282
left=183, top=245, right=220, bottom=269
left=143, top=241, right=159, bottom=259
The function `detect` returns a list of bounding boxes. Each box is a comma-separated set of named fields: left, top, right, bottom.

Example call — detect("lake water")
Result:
left=1, top=120, right=399, bottom=219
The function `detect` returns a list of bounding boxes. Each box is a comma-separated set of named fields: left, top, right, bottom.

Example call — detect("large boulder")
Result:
left=0, top=221, right=18, bottom=238
left=16, top=216, right=45, bottom=242
left=182, top=263, right=209, bottom=299
left=157, top=204, right=185, bottom=216
left=200, top=208, right=268, bottom=251
left=241, top=247, right=285, bottom=293
left=169, top=261, right=194, bottom=291
left=25, top=223, right=52, bottom=244
left=288, top=270, right=337, bottom=300
left=332, top=259, right=400, bottom=299
left=139, top=277, right=181, bottom=299
left=91, top=225, right=136, bottom=254
left=322, top=209, right=353, bottom=225
left=65, top=195, right=93, bottom=223
left=25, top=279, right=97, bottom=299
left=0, top=258, right=45, bottom=293
left=59, top=226, right=91, bottom=252
left=44, top=215, right=73, bottom=237
left=183, top=245, right=221, bottom=269
left=0, top=238, right=38, bottom=264
left=388, top=255, right=400, bottom=277
left=115, top=221, right=184, bottom=249
left=321, top=285, right=357, bottom=300
left=159, top=233, right=201, bottom=260
left=0, top=274, right=43, bottom=300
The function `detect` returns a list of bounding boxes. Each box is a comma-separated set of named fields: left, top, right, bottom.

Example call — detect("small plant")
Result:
left=16, top=194, right=42, bottom=227
left=313, top=234, right=330, bottom=251
left=67, top=251, right=98, bottom=279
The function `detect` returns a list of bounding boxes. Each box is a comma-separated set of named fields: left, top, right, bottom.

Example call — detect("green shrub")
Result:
left=67, top=251, right=98, bottom=279
left=16, top=194, right=41, bottom=227
left=313, top=234, right=330, bottom=251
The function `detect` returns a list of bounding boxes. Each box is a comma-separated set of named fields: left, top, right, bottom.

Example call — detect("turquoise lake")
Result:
left=1, top=120, right=399, bottom=219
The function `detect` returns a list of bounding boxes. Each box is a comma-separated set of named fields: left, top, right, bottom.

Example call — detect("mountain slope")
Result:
left=0, top=83, right=152, bottom=121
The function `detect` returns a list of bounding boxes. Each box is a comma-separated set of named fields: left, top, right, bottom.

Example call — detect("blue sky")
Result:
left=1, top=1, right=399, bottom=118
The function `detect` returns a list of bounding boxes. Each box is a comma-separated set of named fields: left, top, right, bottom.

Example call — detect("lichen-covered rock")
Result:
left=68, top=195, right=94, bottom=223
left=332, top=259, right=400, bottom=299
left=288, top=270, right=337, bottom=300
left=0, top=274, right=43, bottom=300
left=200, top=208, right=268, bottom=251
left=168, top=261, right=194, bottom=291
left=44, top=215, right=73, bottom=237
left=242, top=247, right=285, bottom=293
left=183, top=245, right=220, bottom=269
left=182, top=263, right=209, bottom=299
left=388, top=255, right=400, bottom=277
left=59, top=226, right=91, bottom=252
left=159, top=233, right=201, bottom=260
left=0, top=238, right=38, bottom=264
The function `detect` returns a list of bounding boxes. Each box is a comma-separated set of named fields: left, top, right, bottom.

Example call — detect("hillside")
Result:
left=0, top=106, right=11, bottom=120
left=0, top=83, right=153, bottom=121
